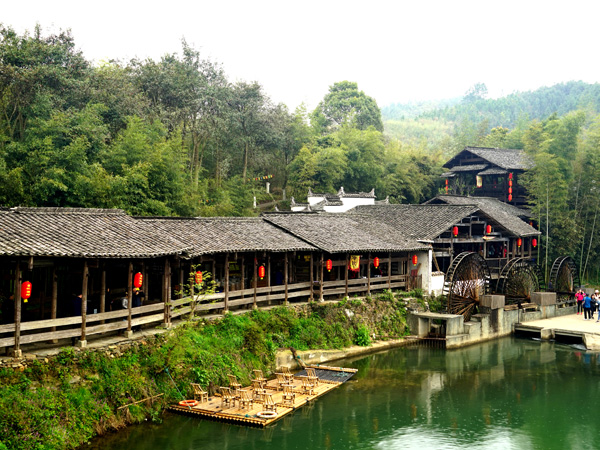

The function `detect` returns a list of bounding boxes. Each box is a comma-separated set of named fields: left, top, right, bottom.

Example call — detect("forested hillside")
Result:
left=0, top=25, right=442, bottom=215
left=4, top=25, right=600, bottom=283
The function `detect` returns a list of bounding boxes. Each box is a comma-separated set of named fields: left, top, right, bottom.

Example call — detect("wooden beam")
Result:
left=284, top=252, right=289, bottom=305
left=253, top=253, right=257, bottom=309
left=127, top=261, right=133, bottom=332
left=224, top=253, right=230, bottom=312
left=81, top=260, right=89, bottom=342
left=367, top=252, right=371, bottom=297
left=309, top=252, right=314, bottom=302
left=320, top=254, right=324, bottom=302
left=345, top=254, right=349, bottom=298
left=13, top=261, right=22, bottom=356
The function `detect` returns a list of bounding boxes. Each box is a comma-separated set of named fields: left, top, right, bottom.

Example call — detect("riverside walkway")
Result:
left=515, top=313, right=600, bottom=348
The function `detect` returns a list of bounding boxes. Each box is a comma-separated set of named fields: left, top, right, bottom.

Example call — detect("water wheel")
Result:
left=496, top=258, right=544, bottom=305
left=548, top=256, right=580, bottom=303
left=443, top=252, right=491, bottom=321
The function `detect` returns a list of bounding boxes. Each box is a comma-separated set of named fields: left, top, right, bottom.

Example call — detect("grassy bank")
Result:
left=0, top=290, right=432, bottom=450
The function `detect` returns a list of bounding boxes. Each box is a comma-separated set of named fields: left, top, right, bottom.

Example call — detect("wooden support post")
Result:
left=143, top=262, right=148, bottom=304
left=51, top=266, right=58, bottom=339
left=388, top=252, right=392, bottom=289
left=367, top=252, right=371, bottom=297
left=253, top=253, right=258, bottom=309
left=179, top=262, right=184, bottom=299
left=267, top=253, right=271, bottom=287
left=99, top=264, right=106, bottom=314
left=319, top=254, right=324, bottom=302
left=345, top=254, right=349, bottom=298
left=224, top=253, right=230, bottom=313
left=126, top=261, right=133, bottom=334
left=80, top=260, right=89, bottom=345
left=13, top=261, right=22, bottom=357
left=284, top=252, right=289, bottom=305
left=163, top=258, right=171, bottom=326
left=241, top=254, right=245, bottom=300
left=309, top=252, right=314, bottom=302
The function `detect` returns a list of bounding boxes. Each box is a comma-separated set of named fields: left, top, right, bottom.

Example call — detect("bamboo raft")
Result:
left=169, top=365, right=358, bottom=427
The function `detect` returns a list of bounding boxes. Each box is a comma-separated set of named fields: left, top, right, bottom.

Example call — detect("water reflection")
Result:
left=88, top=338, right=600, bottom=450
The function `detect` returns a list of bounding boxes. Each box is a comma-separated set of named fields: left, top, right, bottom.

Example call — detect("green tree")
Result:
left=311, top=81, right=383, bottom=134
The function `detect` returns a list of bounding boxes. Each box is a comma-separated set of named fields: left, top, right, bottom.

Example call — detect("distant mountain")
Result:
left=382, top=81, right=600, bottom=146
left=383, top=81, right=600, bottom=127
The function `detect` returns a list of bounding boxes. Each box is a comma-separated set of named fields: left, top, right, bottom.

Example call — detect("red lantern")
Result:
left=486, top=225, right=492, bottom=234
left=326, top=259, right=333, bottom=272
left=412, top=255, right=418, bottom=266
left=532, top=238, right=537, bottom=248
left=517, top=238, right=522, bottom=247
left=21, top=281, right=32, bottom=302
left=258, top=265, right=266, bottom=279
left=195, top=271, right=202, bottom=285
left=373, top=257, right=380, bottom=269
left=508, top=194, right=513, bottom=202
left=134, top=272, right=143, bottom=288
left=508, top=187, right=512, bottom=194
left=508, top=179, right=513, bottom=187
left=452, top=226, right=458, bottom=237
left=508, top=173, right=513, bottom=180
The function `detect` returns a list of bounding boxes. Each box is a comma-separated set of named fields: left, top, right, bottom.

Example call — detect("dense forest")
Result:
left=3, top=25, right=600, bottom=282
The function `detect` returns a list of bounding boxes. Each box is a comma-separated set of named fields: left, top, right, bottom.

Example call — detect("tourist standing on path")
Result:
left=576, top=289, right=584, bottom=315
left=584, top=292, right=593, bottom=320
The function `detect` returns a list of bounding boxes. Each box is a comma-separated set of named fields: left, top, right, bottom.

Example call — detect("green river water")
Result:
left=90, top=337, right=600, bottom=449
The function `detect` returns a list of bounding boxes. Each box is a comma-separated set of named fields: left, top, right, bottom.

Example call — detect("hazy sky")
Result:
left=3, top=0, right=600, bottom=110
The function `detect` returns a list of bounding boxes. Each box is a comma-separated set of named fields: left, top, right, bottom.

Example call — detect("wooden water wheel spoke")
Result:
left=497, top=258, right=542, bottom=305
left=444, top=252, right=491, bottom=321
left=548, top=256, right=580, bottom=303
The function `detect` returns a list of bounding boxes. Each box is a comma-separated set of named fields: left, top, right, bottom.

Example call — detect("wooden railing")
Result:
left=1, top=276, right=417, bottom=352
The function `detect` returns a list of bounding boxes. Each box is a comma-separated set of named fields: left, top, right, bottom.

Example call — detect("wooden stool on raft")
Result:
left=251, top=379, right=267, bottom=402
left=306, top=367, right=319, bottom=386
left=262, top=393, right=277, bottom=413
left=252, top=369, right=267, bottom=388
left=238, top=390, right=254, bottom=409
left=228, top=374, right=242, bottom=396
left=220, top=387, right=236, bottom=408
left=280, top=384, right=296, bottom=407
left=190, top=383, right=208, bottom=403
left=300, top=377, right=315, bottom=395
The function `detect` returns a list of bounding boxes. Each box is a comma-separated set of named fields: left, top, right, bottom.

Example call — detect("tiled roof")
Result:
left=445, top=146, right=534, bottom=171
left=477, top=167, right=508, bottom=176
left=0, top=208, right=189, bottom=258
left=350, top=204, right=480, bottom=241
left=135, top=216, right=316, bottom=256
left=423, top=195, right=539, bottom=236
left=263, top=213, right=428, bottom=253
left=447, top=164, right=488, bottom=172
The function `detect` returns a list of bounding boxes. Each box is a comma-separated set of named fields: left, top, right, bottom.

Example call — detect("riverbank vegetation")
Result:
left=0, top=291, right=429, bottom=450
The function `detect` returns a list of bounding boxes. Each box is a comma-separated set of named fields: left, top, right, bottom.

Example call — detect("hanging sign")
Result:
left=349, top=255, right=360, bottom=272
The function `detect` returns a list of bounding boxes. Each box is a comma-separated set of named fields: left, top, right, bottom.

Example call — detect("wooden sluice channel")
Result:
left=169, top=365, right=358, bottom=427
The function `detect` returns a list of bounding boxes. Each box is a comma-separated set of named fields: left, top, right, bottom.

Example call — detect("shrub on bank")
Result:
left=0, top=292, right=416, bottom=450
